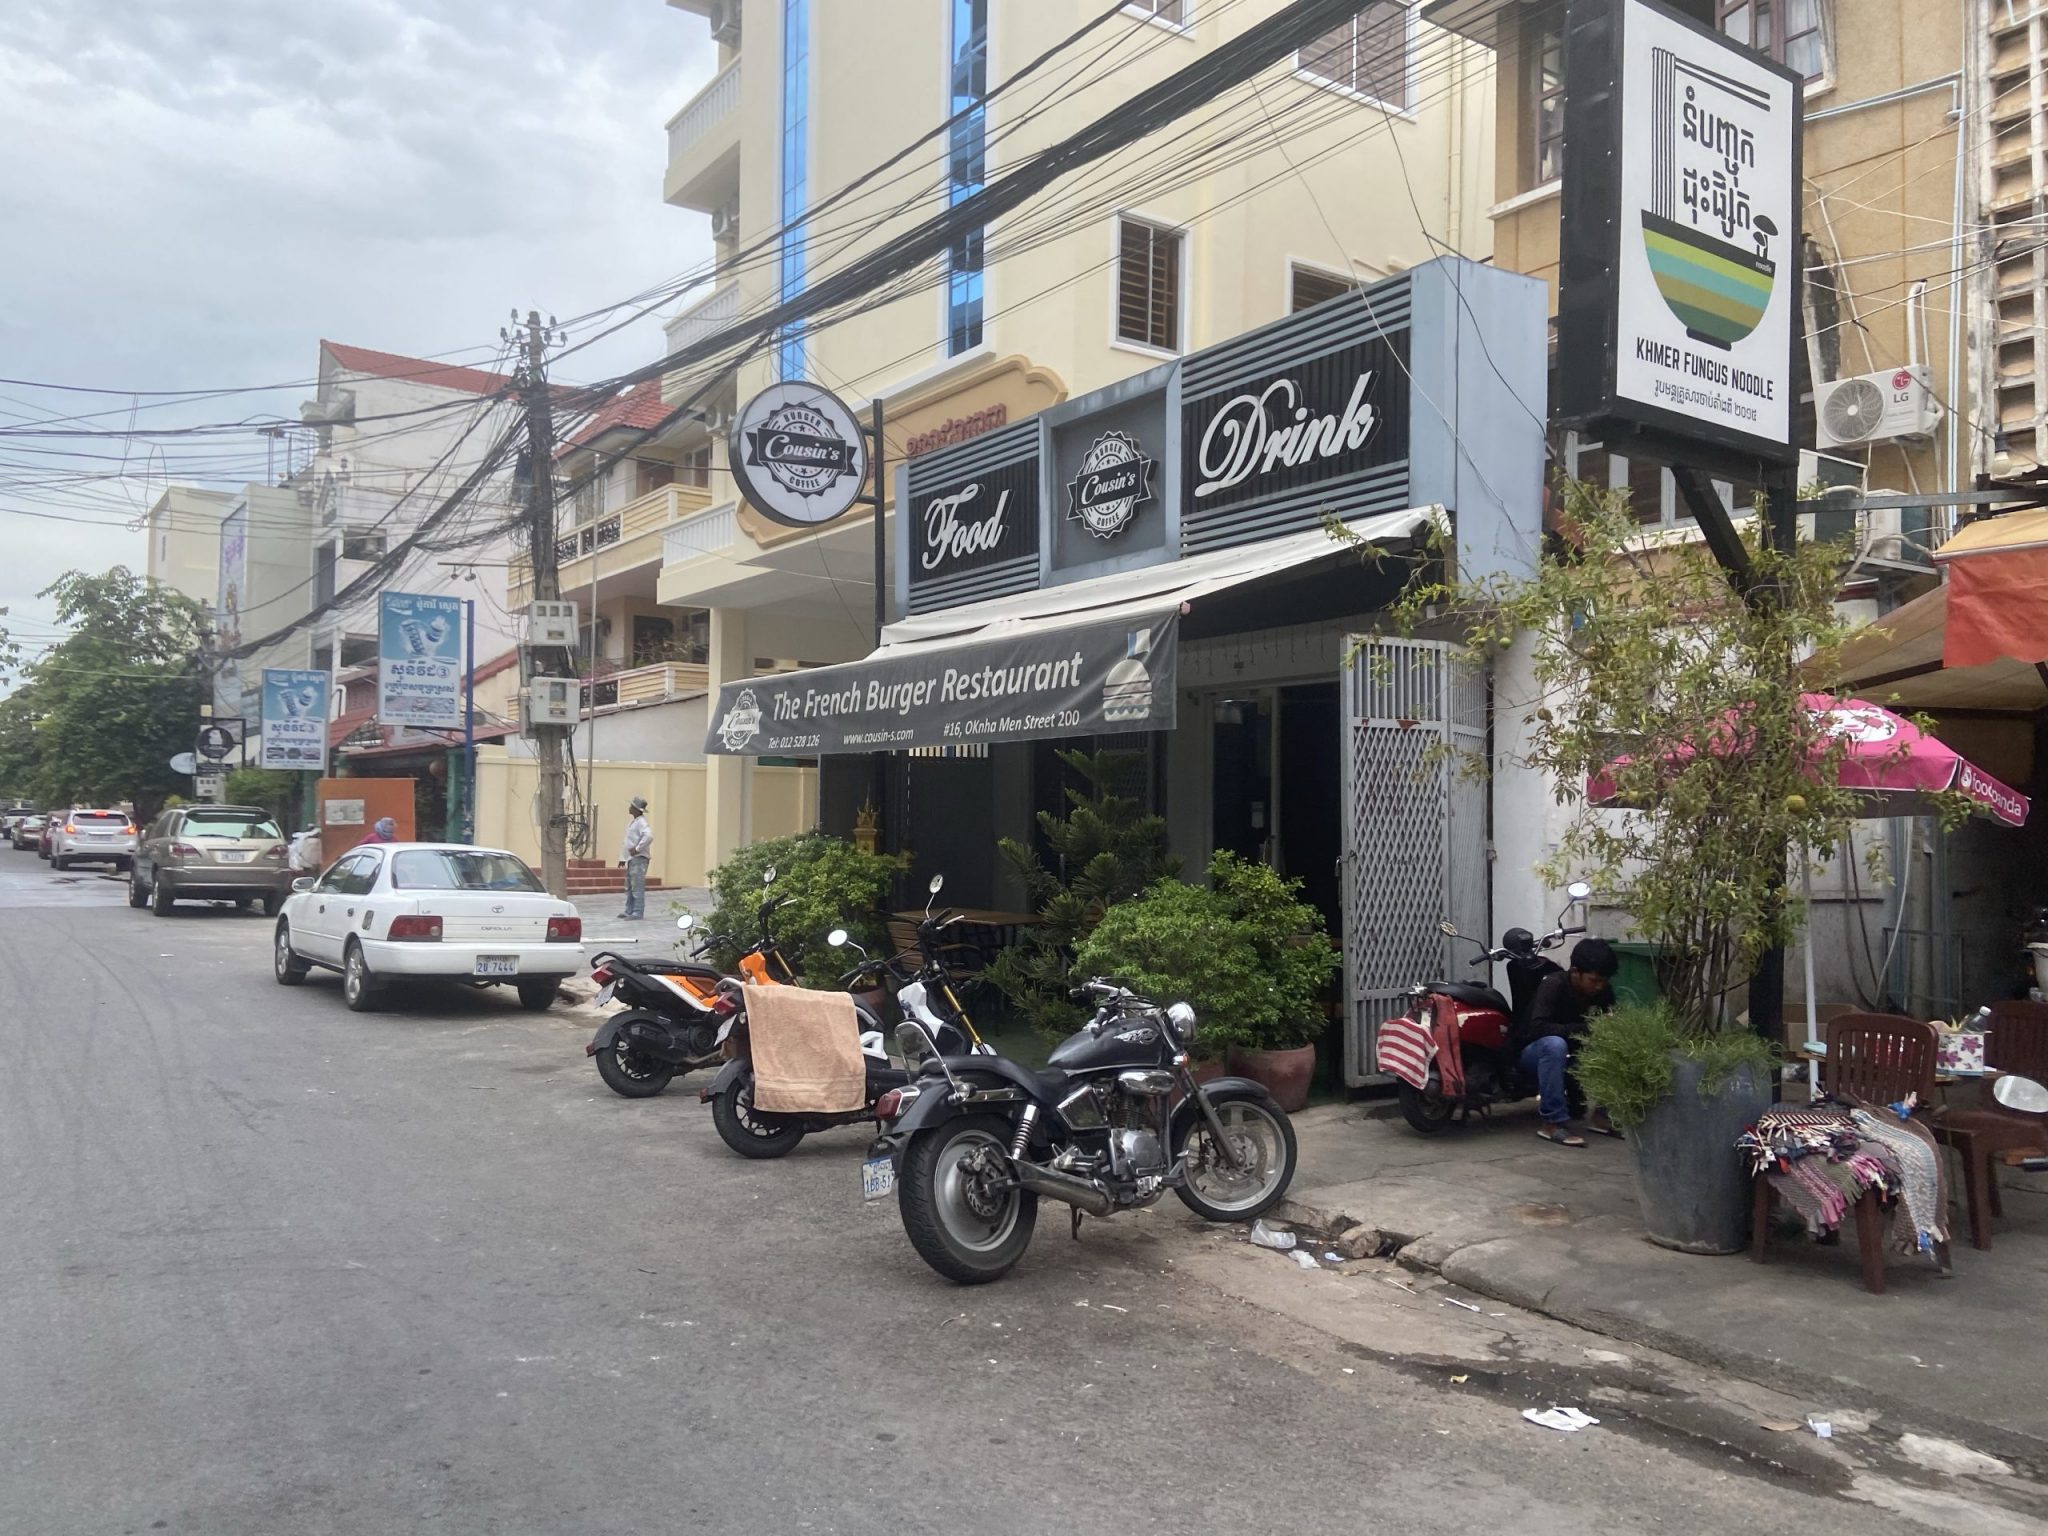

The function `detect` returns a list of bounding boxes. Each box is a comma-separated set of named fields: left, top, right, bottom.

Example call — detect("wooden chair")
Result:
left=1752, top=1014, right=1938, bottom=1293
left=1937, top=1002, right=2048, bottom=1250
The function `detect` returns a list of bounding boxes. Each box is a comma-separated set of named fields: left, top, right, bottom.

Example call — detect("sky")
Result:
left=0, top=0, right=715, bottom=664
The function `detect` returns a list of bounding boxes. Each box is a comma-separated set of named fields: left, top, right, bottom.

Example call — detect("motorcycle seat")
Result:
left=1423, top=980, right=1512, bottom=1013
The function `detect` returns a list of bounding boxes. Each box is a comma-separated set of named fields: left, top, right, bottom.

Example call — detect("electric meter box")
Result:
left=525, top=677, right=577, bottom=729
left=526, top=601, right=579, bottom=649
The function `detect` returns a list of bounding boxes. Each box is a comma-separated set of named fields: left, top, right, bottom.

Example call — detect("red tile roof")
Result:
left=321, top=341, right=518, bottom=398
left=560, top=377, right=674, bottom=454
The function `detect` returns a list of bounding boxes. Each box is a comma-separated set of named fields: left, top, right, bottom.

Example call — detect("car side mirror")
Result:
left=292, top=877, right=314, bottom=893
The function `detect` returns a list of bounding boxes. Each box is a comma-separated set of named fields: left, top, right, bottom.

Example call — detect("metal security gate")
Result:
left=1340, top=637, right=1488, bottom=1085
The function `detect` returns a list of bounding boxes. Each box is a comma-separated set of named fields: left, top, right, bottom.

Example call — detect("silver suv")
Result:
left=132, top=805, right=291, bottom=916
left=48, top=809, right=137, bottom=871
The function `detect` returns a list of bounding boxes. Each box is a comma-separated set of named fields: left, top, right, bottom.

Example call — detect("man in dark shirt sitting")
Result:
left=1520, top=938, right=1619, bottom=1148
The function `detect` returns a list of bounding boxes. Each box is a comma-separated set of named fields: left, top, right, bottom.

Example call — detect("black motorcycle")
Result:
left=867, top=979, right=1298, bottom=1285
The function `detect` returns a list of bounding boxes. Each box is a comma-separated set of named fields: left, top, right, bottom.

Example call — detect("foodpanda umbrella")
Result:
left=1588, top=696, right=2030, bottom=1045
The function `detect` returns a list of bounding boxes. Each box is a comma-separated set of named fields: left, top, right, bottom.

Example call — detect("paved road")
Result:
left=0, top=852, right=1953, bottom=1535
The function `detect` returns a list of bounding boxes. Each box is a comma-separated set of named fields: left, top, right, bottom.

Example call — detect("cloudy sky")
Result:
left=0, top=0, right=714, bottom=662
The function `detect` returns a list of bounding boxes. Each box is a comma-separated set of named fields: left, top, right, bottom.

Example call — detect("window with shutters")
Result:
left=1123, top=0, right=1188, bottom=26
left=1115, top=216, right=1183, bottom=353
left=1527, top=8, right=1565, bottom=187
left=1290, top=264, right=1356, bottom=312
left=1716, top=0, right=1829, bottom=83
left=1298, top=1, right=1413, bottom=111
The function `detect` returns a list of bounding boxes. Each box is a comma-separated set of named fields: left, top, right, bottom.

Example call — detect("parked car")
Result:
left=273, top=843, right=583, bottom=1013
left=47, top=808, right=136, bottom=870
left=9, top=813, right=46, bottom=850
left=131, top=804, right=292, bottom=916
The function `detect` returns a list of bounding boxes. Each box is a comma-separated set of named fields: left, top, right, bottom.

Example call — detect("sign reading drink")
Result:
left=729, top=381, right=869, bottom=528
left=1557, top=0, right=1800, bottom=461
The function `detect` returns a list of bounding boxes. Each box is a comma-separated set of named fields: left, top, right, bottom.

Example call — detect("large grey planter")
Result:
left=1628, top=1055, right=1773, bottom=1255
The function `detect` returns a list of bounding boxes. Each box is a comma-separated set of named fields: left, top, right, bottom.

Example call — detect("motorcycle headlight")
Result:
left=1164, top=1001, right=1197, bottom=1045
left=895, top=1021, right=934, bottom=1064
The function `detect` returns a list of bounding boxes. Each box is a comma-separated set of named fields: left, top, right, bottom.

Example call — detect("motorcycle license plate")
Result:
left=596, top=982, right=616, bottom=1006
left=861, top=1156, right=895, bottom=1202
left=473, top=956, right=518, bottom=978
left=715, top=1018, right=736, bottom=1045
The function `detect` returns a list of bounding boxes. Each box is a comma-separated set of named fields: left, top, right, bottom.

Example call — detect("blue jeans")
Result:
left=624, top=855, right=649, bottom=918
left=1520, top=1035, right=1570, bottom=1125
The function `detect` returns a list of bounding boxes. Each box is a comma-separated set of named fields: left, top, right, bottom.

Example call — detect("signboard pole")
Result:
left=866, top=397, right=889, bottom=861
left=463, top=598, right=476, bottom=845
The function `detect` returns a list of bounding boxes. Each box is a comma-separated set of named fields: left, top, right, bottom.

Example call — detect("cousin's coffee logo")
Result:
left=729, top=382, right=868, bottom=528
left=744, top=404, right=857, bottom=494
left=717, top=688, right=763, bottom=753
left=1066, top=432, right=1155, bottom=540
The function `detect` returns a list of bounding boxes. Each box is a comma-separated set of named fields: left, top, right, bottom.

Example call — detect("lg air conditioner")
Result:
left=526, top=677, right=577, bottom=729
left=526, top=600, right=579, bottom=649
left=1815, top=365, right=1941, bottom=450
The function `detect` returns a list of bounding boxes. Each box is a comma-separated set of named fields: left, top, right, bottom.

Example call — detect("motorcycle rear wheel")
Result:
left=1397, top=1082, right=1456, bottom=1134
left=711, top=1076, right=806, bottom=1159
left=898, top=1114, right=1037, bottom=1284
left=593, top=1041, right=674, bottom=1098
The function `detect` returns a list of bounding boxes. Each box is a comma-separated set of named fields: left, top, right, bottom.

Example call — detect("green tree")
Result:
left=19, top=569, right=208, bottom=823
left=1385, top=480, right=1967, bottom=1030
left=224, top=766, right=299, bottom=825
left=986, top=747, right=1178, bottom=1037
left=704, top=831, right=908, bottom=985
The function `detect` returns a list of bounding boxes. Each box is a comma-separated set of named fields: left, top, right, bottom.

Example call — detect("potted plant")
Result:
left=704, top=830, right=906, bottom=986
left=1074, top=851, right=1336, bottom=1111
left=1377, top=479, right=1968, bottom=1252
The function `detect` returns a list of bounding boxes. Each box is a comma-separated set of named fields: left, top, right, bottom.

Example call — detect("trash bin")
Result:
left=1610, top=941, right=1662, bottom=1008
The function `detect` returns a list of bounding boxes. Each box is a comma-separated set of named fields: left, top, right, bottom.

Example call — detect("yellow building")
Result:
left=631, top=0, right=1499, bottom=867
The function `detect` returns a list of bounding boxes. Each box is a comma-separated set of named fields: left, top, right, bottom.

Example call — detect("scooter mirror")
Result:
left=1439, top=919, right=1459, bottom=937
left=1567, top=880, right=1592, bottom=902
left=1994, top=1075, right=2048, bottom=1114
left=929, top=873, right=945, bottom=896
left=762, top=866, right=777, bottom=886
left=675, top=914, right=695, bottom=932
left=827, top=928, right=850, bottom=948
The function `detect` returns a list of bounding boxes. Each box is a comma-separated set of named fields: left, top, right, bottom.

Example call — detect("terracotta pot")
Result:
left=1228, top=1044, right=1316, bottom=1113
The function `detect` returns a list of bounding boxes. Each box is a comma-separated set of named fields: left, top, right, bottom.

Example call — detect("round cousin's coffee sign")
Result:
left=730, top=382, right=868, bottom=528
left=1065, top=431, right=1155, bottom=540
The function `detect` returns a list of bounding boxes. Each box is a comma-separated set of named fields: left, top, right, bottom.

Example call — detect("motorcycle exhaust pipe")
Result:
left=1009, top=1159, right=1114, bottom=1216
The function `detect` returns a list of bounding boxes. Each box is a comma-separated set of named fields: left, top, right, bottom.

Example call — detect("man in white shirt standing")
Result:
left=618, top=796, right=653, bottom=920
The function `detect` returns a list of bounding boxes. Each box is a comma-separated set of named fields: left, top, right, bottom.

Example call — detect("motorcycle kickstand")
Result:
left=1070, top=1207, right=1084, bottom=1242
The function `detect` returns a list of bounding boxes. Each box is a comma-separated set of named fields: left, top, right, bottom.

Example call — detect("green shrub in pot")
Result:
left=1573, top=1001, right=1778, bottom=1132
left=704, top=831, right=907, bottom=986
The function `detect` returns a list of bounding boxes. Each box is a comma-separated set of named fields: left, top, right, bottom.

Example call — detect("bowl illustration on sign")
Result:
left=1642, top=212, right=1775, bottom=350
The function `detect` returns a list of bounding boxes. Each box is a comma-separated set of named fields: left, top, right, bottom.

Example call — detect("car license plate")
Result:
left=474, top=956, right=518, bottom=978
left=596, top=982, right=616, bottom=1006
left=217, top=851, right=253, bottom=863
left=861, top=1156, right=895, bottom=1202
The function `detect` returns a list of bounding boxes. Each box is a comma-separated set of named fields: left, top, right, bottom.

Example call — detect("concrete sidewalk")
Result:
left=1278, top=1098, right=2048, bottom=1460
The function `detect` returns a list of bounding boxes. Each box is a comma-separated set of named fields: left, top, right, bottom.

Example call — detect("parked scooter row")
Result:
left=577, top=867, right=1301, bottom=1285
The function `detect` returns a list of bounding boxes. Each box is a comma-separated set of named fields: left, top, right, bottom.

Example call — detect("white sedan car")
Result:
left=272, top=842, right=583, bottom=1013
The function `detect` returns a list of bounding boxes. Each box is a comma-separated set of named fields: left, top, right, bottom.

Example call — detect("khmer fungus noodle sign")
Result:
left=1556, top=0, right=1801, bottom=461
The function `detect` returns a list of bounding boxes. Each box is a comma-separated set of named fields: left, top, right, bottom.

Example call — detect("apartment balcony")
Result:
left=664, top=57, right=742, bottom=213
left=580, top=659, right=712, bottom=715
left=663, top=283, right=742, bottom=408
left=509, top=482, right=715, bottom=609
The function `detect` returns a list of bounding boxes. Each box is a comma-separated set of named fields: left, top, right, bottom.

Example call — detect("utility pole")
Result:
left=517, top=309, right=570, bottom=898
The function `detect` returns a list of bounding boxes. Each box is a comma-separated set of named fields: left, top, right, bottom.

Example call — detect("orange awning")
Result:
left=1934, top=509, right=2048, bottom=668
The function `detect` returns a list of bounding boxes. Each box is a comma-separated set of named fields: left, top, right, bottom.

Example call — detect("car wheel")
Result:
left=515, top=978, right=559, bottom=1012
left=50, top=855, right=67, bottom=872
left=128, top=870, right=149, bottom=909
left=274, top=923, right=311, bottom=986
left=259, top=891, right=282, bottom=918
left=150, top=877, right=174, bottom=916
left=341, top=941, right=381, bottom=1012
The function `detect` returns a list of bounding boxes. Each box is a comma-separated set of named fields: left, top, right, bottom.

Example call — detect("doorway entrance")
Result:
left=1206, top=683, right=1342, bottom=937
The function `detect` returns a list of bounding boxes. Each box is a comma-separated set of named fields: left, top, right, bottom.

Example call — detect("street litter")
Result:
left=1249, top=1220, right=1297, bottom=1251
left=1450, top=1374, right=1468, bottom=1384
left=1288, top=1250, right=1320, bottom=1270
left=1759, top=1420, right=1802, bottom=1434
left=1524, top=1407, right=1599, bottom=1433
left=1378, top=1276, right=1418, bottom=1295
left=1098, top=1303, right=1128, bottom=1313
left=1341, top=1368, right=1355, bottom=1375
left=1322, top=1251, right=1342, bottom=1264
left=1808, top=1418, right=1833, bottom=1439
left=1442, top=1297, right=1482, bottom=1313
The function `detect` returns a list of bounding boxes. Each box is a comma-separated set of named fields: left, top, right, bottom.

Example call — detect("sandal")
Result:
left=1536, top=1127, right=1586, bottom=1148
left=1583, top=1115, right=1623, bottom=1140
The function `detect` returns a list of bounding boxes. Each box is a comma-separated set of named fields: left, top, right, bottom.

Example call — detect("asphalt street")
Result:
left=0, top=852, right=1989, bottom=1535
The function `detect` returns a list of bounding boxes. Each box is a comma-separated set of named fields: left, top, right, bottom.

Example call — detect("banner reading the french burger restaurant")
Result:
left=704, top=612, right=1177, bottom=757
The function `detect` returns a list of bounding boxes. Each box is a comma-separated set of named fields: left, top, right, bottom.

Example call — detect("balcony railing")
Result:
left=510, top=482, right=715, bottom=599
left=662, top=500, right=739, bottom=565
left=666, top=58, right=742, bottom=168
left=579, top=661, right=713, bottom=714
left=665, top=282, right=741, bottom=361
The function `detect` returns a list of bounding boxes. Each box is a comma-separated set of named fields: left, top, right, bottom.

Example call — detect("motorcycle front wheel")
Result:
left=1397, top=1082, right=1456, bottom=1134
left=710, top=1075, right=806, bottom=1159
left=898, top=1114, right=1037, bottom=1284
left=1173, top=1095, right=1297, bottom=1222
left=593, top=1039, right=675, bottom=1099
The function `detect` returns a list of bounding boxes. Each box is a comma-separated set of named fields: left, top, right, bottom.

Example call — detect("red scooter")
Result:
left=1377, top=881, right=1592, bottom=1134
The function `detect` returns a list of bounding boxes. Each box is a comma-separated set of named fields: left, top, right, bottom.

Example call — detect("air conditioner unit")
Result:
left=526, top=600, right=579, bottom=649
left=707, top=0, right=741, bottom=46
left=710, top=202, right=740, bottom=243
left=1815, top=365, right=1941, bottom=450
left=526, top=677, right=577, bottom=729
left=1796, top=450, right=1866, bottom=543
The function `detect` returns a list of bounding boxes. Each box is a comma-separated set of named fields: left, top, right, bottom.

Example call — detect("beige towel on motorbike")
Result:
left=745, top=984, right=866, bottom=1113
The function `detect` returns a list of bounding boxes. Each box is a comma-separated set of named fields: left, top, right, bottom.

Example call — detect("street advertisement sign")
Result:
left=378, top=592, right=464, bottom=729
left=260, top=668, right=331, bottom=771
left=1556, top=0, right=1801, bottom=462
left=704, top=614, right=1176, bottom=756
left=195, top=766, right=226, bottom=802
left=729, top=381, right=869, bottom=528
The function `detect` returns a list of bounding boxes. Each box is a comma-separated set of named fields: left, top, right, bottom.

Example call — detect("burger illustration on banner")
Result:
left=1066, top=431, right=1155, bottom=540
left=1101, top=628, right=1156, bottom=725
left=729, top=382, right=869, bottom=529
left=718, top=688, right=764, bottom=753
